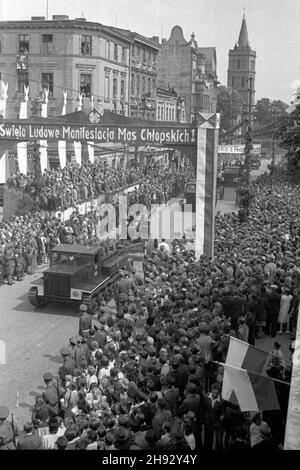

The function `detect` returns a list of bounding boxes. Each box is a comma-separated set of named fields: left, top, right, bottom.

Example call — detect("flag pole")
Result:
left=214, top=361, right=291, bottom=386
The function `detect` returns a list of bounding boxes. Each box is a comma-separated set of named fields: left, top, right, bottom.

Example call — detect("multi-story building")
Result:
left=227, top=14, right=256, bottom=114
left=110, top=28, right=161, bottom=120
left=0, top=15, right=132, bottom=117
left=156, top=26, right=219, bottom=122
left=156, top=87, right=186, bottom=122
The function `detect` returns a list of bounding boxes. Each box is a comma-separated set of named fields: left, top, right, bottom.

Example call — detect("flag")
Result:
left=40, top=98, right=48, bottom=173
left=225, top=336, right=270, bottom=373
left=195, top=113, right=220, bottom=258
left=222, top=336, right=270, bottom=405
left=222, top=363, right=280, bottom=412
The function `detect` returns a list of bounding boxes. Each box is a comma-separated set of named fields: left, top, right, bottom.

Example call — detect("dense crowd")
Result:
left=7, top=161, right=147, bottom=211
left=1, top=164, right=299, bottom=451
left=0, top=161, right=194, bottom=285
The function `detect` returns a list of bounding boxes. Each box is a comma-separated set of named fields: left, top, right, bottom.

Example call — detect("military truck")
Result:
left=28, top=243, right=131, bottom=310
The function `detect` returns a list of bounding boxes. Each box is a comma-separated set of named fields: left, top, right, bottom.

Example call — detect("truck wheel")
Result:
left=28, top=287, right=48, bottom=308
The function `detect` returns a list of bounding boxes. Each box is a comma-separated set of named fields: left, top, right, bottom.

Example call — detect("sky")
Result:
left=1, top=0, right=300, bottom=104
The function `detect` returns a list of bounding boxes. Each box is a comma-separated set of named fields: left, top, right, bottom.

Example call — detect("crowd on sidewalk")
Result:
left=0, top=166, right=299, bottom=451
left=0, top=161, right=193, bottom=285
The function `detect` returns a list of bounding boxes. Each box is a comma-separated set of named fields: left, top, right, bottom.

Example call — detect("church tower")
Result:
left=227, top=14, right=256, bottom=111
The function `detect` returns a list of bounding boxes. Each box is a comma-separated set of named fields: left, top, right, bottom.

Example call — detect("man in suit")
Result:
left=17, top=422, right=42, bottom=450
left=204, top=383, right=225, bottom=450
left=58, top=348, right=75, bottom=385
left=267, top=285, right=281, bottom=337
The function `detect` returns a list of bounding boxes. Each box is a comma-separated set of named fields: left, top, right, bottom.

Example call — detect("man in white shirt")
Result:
left=41, top=418, right=60, bottom=449
left=158, top=239, right=170, bottom=253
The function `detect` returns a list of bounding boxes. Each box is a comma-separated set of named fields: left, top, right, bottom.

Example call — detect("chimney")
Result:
left=162, top=38, right=167, bottom=45
left=31, top=16, right=46, bottom=21
left=52, top=15, right=69, bottom=20
left=151, top=36, right=160, bottom=43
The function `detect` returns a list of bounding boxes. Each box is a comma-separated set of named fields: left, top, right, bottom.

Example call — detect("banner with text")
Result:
left=0, top=121, right=196, bottom=146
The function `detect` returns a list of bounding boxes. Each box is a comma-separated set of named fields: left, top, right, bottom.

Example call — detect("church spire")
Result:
left=237, top=14, right=249, bottom=47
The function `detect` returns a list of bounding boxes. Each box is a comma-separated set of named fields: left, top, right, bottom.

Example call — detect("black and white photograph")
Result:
left=0, top=0, right=299, bottom=456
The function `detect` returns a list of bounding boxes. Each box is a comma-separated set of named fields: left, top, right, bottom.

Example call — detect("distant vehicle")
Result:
left=28, top=242, right=142, bottom=310
left=184, top=181, right=196, bottom=212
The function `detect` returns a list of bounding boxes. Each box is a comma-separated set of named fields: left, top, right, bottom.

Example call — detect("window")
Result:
left=136, top=75, right=140, bottom=96
left=121, top=79, right=125, bottom=100
left=143, top=49, right=146, bottom=63
left=19, top=34, right=29, bottom=53
left=80, top=73, right=91, bottom=98
left=105, top=75, right=110, bottom=99
left=148, top=77, right=151, bottom=93
left=113, top=77, right=118, bottom=98
left=241, top=77, right=245, bottom=88
left=42, top=34, right=53, bottom=43
left=17, top=72, right=29, bottom=93
left=114, top=44, right=118, bottom=61
left=41, top=72, right=54, bottom=95
left=131, top=73, right=135, bottom=95
left=232, top=77, right=235, bottom=87
left=0, top=41, right=2, bottom=53
left=81, top=35, right=92, bottom=56
left=237, top=59, right=241, bottom=69
left=105, top=41, right=110, bottom=59
left=42, top=34, right=53, bottom=54
left=122, top=46, right=126, bottom=64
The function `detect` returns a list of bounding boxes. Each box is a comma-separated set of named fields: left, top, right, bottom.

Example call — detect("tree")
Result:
left=254, top=98, right=289, bottom=129
left=275, top=104, right=300, bottom=168
left=216, top=86, right=243, bottom=133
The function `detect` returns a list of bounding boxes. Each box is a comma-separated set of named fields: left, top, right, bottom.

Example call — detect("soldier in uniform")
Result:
left=4, top=243, right=15, bottom=285
left=42, top=372, right=61, bottom=417
left=78, top=304, right=92, bottom=337
left=25, top=243, right=34, bottom=275
left=95, top=243, right=105, bottom=275
left=0, top=406, right=20, bottom=450
left=15, top=243, right=25, bottom=281
left=58, top=348, right=75, bottom=386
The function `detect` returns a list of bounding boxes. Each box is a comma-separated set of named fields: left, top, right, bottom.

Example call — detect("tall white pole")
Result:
left=284, top=294, right=300, bottom=449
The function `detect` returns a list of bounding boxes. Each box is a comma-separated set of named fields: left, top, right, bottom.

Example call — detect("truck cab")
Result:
left=28, top=243, right=127, bottom=309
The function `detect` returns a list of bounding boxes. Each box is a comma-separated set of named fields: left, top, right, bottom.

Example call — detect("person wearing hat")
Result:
left=78, top=303, right=92, bottom=337
left=114, top=426, right=133, bottom=450
left=4, top=243, right=15, bottom=285
left=0, top=406, right=20, bottom=450
left=42, top=373, right=61, bottom=417
left=197, top=323, right=217, bottom=392
left=58, top=347, right=75, bottom=385
left=16, top=422, right=42, bottom=450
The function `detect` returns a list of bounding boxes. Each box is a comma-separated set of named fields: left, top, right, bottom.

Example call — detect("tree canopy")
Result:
left=216, top=85, right=244, bottom=133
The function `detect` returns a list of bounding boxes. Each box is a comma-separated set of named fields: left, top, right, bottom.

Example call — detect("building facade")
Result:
left=156, top=87, right=186, bottom=122
left=156, top=26, right=219, bottom=122
left=0, top=15, right=132, bottom=117
left=227, top=14, right=256, bottom=113
left=110, top=28, right=161, bottom=120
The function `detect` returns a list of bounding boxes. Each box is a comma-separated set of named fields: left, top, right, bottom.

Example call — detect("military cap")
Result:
left=60, top=347, right=70, bottom=356
left=79, top=304, right=87, bottom=312
left=0, top=406, right=9, bottom=419
left=43, top=372, right=53, bottom=381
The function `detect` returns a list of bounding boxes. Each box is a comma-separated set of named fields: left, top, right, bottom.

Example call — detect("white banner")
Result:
left=218, top=144, right=261, bottom=154
left=74, top=93, right=83, bottom=166
left=40, top=92, right=49, bottom=173
left=17, top=86, right=29, bottom=175
left=87, top=142, right=95, bottom=164
left=58, top=91, right=67, bottom=168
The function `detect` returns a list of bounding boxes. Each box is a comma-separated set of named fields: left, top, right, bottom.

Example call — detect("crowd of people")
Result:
left=0, top=162, right=299, bottom=451
left=0, top=161, right=193, bottom=285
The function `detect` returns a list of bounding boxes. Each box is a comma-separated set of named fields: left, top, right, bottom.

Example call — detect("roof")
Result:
left=51, top=244, right=100, bottom=256
left=237, top=15, right=249, bottom=47
left=108, top=26, right=161, bottom=50
left=46, top=264, right=86, bottom=275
